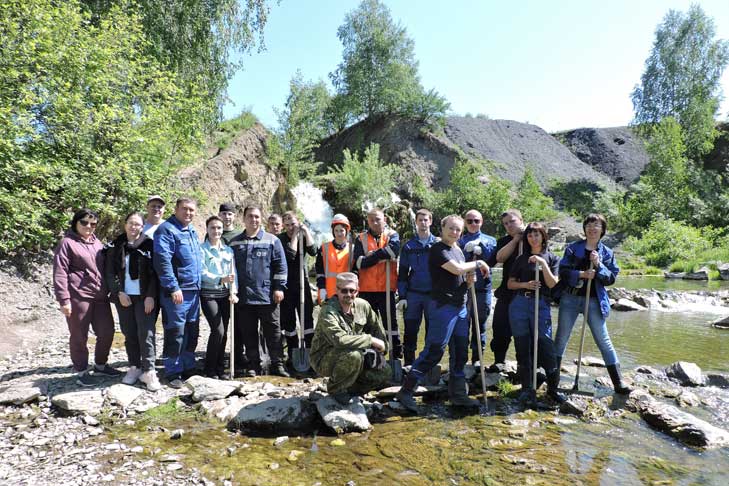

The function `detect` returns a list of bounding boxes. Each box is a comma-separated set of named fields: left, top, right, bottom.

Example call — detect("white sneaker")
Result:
left=139, top=370, right=161, bottom=391
left=122, top=366, right=142, bottom=385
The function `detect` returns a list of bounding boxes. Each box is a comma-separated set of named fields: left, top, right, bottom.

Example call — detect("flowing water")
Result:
left=291, top=182, right=334, bottom=246
left=105, top=277, right=729, bottom=485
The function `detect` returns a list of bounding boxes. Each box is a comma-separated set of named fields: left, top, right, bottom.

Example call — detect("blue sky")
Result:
left=223, top=0, right=729, bottom=133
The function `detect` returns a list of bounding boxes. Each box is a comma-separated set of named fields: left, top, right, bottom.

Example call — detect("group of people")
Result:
left=53, top=196, right=630, bottom=410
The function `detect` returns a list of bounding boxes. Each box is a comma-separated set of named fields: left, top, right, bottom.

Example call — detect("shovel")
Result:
left=532, top=264, right=541, bottom=391
left=573, top=261, right=594, bottom=394
left=292, top=232, right=311, bottom=372
left=469, top=247, right=489, bottom=406
left=228, top=261, right=235, bottom=378
left=385, top=260, right=403, bottom=383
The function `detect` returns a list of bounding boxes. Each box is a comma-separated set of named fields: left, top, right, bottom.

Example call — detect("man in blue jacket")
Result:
left=458, top=209, right=497, bottom=365
left=397, top=208, right=438, bottom=366
left=229, top=206, right=289, bottom=377
left=153, top=197, right=202, bottom=388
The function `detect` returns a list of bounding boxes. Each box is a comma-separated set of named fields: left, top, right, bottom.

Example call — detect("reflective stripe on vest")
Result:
left=357, top=231, right=397, bottom=293
left=322, top=241, right=352, bottom=298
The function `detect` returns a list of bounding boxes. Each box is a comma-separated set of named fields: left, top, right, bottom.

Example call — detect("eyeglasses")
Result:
left=585, top=223, right=603, bottom=230
left=79, top=220, right=98, bottom=228
left=338, top=288, right=358, bottom=295
left=466, top=219, right=481, bottom=224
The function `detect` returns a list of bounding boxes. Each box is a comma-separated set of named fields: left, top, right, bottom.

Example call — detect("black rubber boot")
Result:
left=448, top=376, right=480, bottom=408
left=404, top=350, right=415, bottom=367
left=546, top=369, right=566, bottom=403
left=514, top=336, right=537, bottom=408
left=395, top=372, right=420, bottom=414
left=607, top=363, right=632, bottom=394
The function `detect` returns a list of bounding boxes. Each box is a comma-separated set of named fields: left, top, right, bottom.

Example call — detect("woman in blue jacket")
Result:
left=554, top=213, right=631, bottom=394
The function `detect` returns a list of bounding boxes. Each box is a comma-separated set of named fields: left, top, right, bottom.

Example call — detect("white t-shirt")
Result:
left=123, top=254, right=141, bottom=296
left=143, top=222, right=160, bottom=237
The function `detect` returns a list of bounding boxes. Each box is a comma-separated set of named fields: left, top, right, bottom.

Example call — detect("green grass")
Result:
left=135, top=398, right=203, bottom=427
left=214, top=110, right=258, bottom=149
left=668, top=247, right=729, bottom=277
left=496, top=379, right=517, bottom=398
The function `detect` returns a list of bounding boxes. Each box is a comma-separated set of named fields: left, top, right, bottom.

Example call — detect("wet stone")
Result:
left=574, top=356, right=606, bottom=368
left=316, top=396, right=371, bottom=433
left=676, top=390, right=701, bottom=408
left=229, top=397, right=317, bottom=433
left=375, top=385, right=446, bottom=399
left=706, top=373, right=729, bottom=388
left=665, top=361, right=706, bottom=387
left=183, top=376, right=241, bottom=402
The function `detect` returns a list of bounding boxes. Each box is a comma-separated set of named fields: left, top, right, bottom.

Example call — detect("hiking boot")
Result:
left=332, top=392, right=354, bottom=405
left=245, top=368, right=258, bottom=378
left=122, top=366, right=142, bottom=385
left=76, top=371, right=98, bottom=387
left=168, top=378, right=184, bottom=389
left=395, top=373, right=420, bottom=414
left=139, top=370, right=161, bottom=392
left=448, top=376, right=480, bottom=409
left=546, top=369, right=566, bottom=404
left=94, top=364, right=122, bottom=377
left=270, top=363, right=291, bottom=378
left=518, top=388, right=538, bottom=409
left=607, top=363, right=633, bottom=395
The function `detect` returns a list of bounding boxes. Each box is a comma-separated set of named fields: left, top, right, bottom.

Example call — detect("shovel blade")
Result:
left=292, top=348, right=310, bottom=372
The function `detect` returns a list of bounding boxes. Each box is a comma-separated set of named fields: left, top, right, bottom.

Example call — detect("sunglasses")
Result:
left=338, top=288, right=358, bottom=294
left=79, top=220, right=98, bottom=228
left=466, top=219, right=481, bottom=224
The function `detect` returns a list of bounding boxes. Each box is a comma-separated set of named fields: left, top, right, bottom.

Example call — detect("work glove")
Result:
left=318, top=289, right=327, bottom=302
left=396, top=299, right=407, bottom=312
left=464, top=240, right=478, bottom=253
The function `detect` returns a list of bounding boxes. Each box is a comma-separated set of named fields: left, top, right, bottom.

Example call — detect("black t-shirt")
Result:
left=429, top=241, right=467, bottom=306
left=509, top=251, right=560, bottom=292
left=494, top=234, right=524, bottom=297
left=278, top=232, right=316, bottom=290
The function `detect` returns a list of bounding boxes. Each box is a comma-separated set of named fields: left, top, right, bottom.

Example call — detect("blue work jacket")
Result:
left=229, top=230, right=287, bottom=305
left=153, top=215, right=202, bottom=293
left=397, top=233, right=438, bottom=298
left=558, top=239, right=619, bottom=318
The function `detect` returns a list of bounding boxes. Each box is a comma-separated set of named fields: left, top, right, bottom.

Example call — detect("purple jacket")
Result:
left=53, top=231, right=108, bottom=304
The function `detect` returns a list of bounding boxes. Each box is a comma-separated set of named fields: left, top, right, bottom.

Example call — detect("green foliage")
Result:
left=623, top=217, right=714, bottom=267
left=513, top=168, right=557, bottom=223
left=81, top=0, right=271, bottom=132
left=496, top=379, right=517, bottom=398
left=631, top=4, right=729, bottom=158
left=0, top=0, right=206, bottom=254
left=325, top=143, right=399, bottom=214
left=273, top=72, right=332, bottom=185
left=214, top=110, right=258, bottom=149
left=328, top=0, right=449, bottom=127
left=549, top=178, right=625, bottom=226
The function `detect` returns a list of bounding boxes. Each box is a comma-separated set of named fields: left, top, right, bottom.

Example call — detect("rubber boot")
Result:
left=546, top=369, right=566, bottom=403
left=448, top=376, right=480, bottom=409
left=607, top=363, right=632, bottom=394
left=404, top=350, right=415, bottom=367
left=395, top=372, right=420, bottom=414
left=514, top=336, right=537, bottom=408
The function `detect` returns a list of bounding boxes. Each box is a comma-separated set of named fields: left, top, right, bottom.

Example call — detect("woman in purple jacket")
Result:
left=53, top=209, right=120, bottom=386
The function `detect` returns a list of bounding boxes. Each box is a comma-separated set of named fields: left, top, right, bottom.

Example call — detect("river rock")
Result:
left=665, top=361, right=705, bottom=387
left=185, top=376, right=239, bottom=402
left=315, top=396, right=371, bottom=433
left=0, top=384, right=43, bottom=405
left=612, top=298, right=647, bottom=311
left=630, top=390, right=729, bottom=448
left=559, top=396, right=589, bottom=417
left=706, top=373, right=729, bottom=388
left=52, top=390, right=104, bottom=415
left=106, top=384, right=144, bottom=408
left=664, top=271, right=686, bottom=279
left=718, top=263, right=729, bottom=280
left=202, top=396, right=246, bottom=422
left=683, top=267, right=710, bottom=280
left=675, top=390, right=701, bottom=407
left=573, top=356, right=605, bottom=368
left=375, top=385, right=446, bottom=399
left=229, top=397, right=317, bottom=433
left=635, top=365, right=662, bottom=376
left=711, top=315, right=729, bottom=329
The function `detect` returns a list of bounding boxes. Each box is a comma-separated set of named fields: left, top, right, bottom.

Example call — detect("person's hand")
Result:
left=581, top=269, right=596, bottom=280
left=466, top=272, right=477, bottom=285
left=171, top=290, right=183, bottom=305
left=59, top=303, right=72, bottom=317
left=273, top=290, right=284, bottom=304
left=221, top=274, right=235, bottom=284
left=396, top=299, right=407, bottom=312
left=318, top=289, right=327, bottom=302
left=477, top=260, right=490, bottom=279
left=229, top=293, right=239, bottom=304
left=589, top=250, right=601, bottom=267
left=118, top=292, right=132, bottom=307
left=524, top=280, right=541, bottom=290
left=144, top=297, right=155, bottom=314
left=528, top=255, right=547, bottom=268
left=370, top=337, right=386, bottom=352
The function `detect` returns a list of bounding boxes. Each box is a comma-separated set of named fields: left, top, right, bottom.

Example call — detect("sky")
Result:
left=223, top=0, right=729, bottom=133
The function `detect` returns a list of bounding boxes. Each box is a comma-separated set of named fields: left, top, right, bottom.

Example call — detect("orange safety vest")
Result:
left=321, top=241, right=353, bottom=300
left=357, top=231, right=397, bottom=293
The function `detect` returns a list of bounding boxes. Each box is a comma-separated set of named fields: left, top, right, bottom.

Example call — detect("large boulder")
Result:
left=629, top=390, right=729, bottom=449
left=718, top=263, right=729, bottom=281
left=52, top=390, right=105, bottom=415
left=229, top=398, right=318, bottom=433
left=665, top=362, right=705, bottom=387
left=711, top=315, right=729, bottom=329
left=683, top=267, right=710, bottom=281
left=184, top=375, right=239, bottom=402
left=315, top=396, right=371, bottom=433
left=612, top=298, right=647, bottom=312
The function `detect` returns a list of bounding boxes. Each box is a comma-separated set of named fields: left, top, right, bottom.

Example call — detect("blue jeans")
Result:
left=411, top=301, right=469, bottom=380
left=555, top=293, right=619, bottom=366
left=160, top=290, right=200, bottom=379
left=508, top=294, right=552, bottom=339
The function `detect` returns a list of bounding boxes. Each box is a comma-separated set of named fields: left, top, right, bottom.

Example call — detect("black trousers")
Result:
left=490, top=293, right=514, bottom=364
left=201, top=295, right=230, bottom=375
left=360, top=291, right=401, bottom=359
left=280, top=284, right=314, bottom=357
left=235, top=303, right=283, bottom=372
left=115, top=296, right=157, bottom=371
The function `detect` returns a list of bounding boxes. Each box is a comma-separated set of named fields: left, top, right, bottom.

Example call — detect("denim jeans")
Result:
left=410, top=301, right=469, bottom=380
left=554, top=292, right=619, bottom=366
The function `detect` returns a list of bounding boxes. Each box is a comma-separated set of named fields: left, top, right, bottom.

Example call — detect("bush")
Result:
left=549, top=178, right=625, bottom=226
left=513, top=168, right=557, bottom=224
left=623, top=218, right=713, bottom=267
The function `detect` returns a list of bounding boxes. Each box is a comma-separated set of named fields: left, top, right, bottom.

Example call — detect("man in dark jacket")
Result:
left=153, top=198, right=202, bottom=388
left=229, top=206, right=289, bottom=377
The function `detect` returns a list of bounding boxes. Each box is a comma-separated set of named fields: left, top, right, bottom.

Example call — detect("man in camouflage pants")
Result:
left=311, top=272, right=391, bottom=404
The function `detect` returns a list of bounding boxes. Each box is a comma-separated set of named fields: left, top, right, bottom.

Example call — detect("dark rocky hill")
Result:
left=554, top=126, right=650, bottom=184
